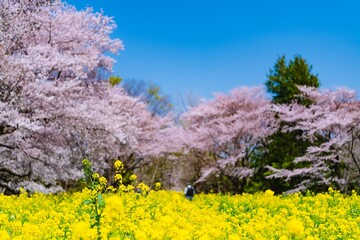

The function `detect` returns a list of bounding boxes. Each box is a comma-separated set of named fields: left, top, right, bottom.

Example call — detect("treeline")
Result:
left=1, top=0, right=359, bottom=195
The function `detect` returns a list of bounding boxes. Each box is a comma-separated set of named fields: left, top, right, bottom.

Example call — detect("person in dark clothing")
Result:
left=184, top=184, right=195, bottom=200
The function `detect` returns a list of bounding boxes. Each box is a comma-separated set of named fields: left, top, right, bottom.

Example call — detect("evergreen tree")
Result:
left=265, top=55, right=319, bottom=105
left=249, top=55, right=320, bottom=194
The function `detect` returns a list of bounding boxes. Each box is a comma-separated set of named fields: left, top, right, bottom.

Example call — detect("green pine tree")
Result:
left=248, top=55, right=321, bottom=194
left=265, top=55, right=319, bottom=105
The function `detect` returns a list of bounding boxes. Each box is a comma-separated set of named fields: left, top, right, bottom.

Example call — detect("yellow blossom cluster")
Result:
left=0, top=188, right=360, bottom=239
left=114, top=160, right=124, bottom=173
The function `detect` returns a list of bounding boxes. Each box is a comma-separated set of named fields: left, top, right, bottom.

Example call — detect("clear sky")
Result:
left=66, top=0, right=360, bottom=100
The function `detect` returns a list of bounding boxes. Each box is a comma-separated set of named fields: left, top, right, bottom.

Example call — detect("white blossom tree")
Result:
left=267, top=87, right=360, bottom=193
left=180, top=87, right=278, bottom=192
left=0, top=0, right=176, bottom=193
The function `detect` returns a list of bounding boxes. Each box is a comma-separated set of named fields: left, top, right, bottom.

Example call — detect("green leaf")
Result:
left=83, top=199, right=92, bottom=205
left=97, top=193, right=105, bottom=208
left=109, top=76, right=122, bottom=86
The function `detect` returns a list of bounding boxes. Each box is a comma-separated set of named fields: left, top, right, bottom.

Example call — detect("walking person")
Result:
left=184, top=184, right=195, bottom=201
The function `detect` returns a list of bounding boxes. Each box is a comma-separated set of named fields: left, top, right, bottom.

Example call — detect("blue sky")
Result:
left=66, top=0, right=360, bottom=100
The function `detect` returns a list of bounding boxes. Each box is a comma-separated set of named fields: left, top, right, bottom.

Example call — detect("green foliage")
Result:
left=109, top=76, right=122, bottom=86
left=265, top=55, right=320, bottom=105
left=81, top=159, right=107, bottom=240
left=145, top=83, right=173, bottom=114
left=147, top=85, right=161, bottom=99
left=248, top=130, right=312, bottom=194
left=248, top=55, right=321, bottom=194
left=122, top=79, right=173, bottom=116
left=81, top=158, right=156, bottom=239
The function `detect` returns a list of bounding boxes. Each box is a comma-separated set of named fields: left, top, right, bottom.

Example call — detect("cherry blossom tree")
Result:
left=9, top=81, right=173, bottom=191
left=0, top=0, right=122, bottom=82
left=267, top=87, right=360, bottom=194
left=0, top=0, right=177, bottom=194
left=180, top=87, right=278, bottom=192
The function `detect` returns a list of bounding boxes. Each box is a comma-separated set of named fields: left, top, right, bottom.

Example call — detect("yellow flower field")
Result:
left=0, top=188, right=359, bottom=240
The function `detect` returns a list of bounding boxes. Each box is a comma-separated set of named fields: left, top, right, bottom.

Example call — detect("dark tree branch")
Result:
left=0, top=167, right=31, bottom=178
left=0, top=143, right=15, bottom=149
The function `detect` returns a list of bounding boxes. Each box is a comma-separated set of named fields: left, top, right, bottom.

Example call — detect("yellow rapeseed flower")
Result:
left=129, top=174, right=137, bottom=181
left=114, top=174, right=122, bottom=183
left=287, top=218, right=304, bottom=236
left=114, top=160, right=124, bottom=173
left=264, top=189, right=275, bottom=196
left=82, top=159, right=91, bottom=166
left=92, top=173, right=100, bottom=180
left=155, top=182, right=161, bottom=191
left=99, top=176, right=107, bottom=186
left=0, top=186, right=359, bottom=239
left=71, top=221, right=97, bottom=239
